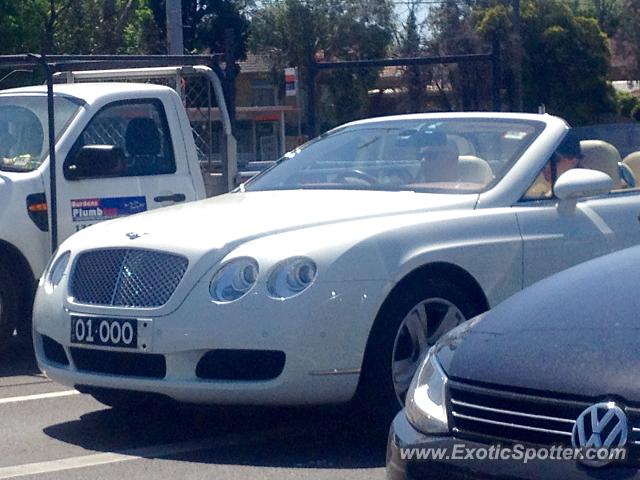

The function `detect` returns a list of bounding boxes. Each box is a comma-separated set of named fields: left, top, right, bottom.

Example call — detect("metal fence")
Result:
left=307, top=50, right=501, bottom=136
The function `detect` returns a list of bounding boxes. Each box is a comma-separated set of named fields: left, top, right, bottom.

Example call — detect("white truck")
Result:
left=0, top=56, right=237, bottom=349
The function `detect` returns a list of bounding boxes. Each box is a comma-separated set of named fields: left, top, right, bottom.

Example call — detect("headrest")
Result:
left=125, top=118, right=161, bottom=156
left=579, top=140, right=621, bottom=186
left=458, top=155, right=493, bottom=184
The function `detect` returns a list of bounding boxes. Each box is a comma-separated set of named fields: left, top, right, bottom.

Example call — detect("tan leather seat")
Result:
left=448, top=134, right=475, bottom=156
left=458, top=155, right=493, bottom=185
left=579, top=140, right=622, bottom=187
left=623, top=151, right=640, bottom=181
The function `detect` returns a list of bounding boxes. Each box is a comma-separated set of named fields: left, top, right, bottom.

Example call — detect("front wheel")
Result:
left=357, top=278, right=480, bottom=419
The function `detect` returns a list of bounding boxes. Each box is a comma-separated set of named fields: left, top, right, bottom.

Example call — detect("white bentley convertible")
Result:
left=33, top=113, right=640, bottom=413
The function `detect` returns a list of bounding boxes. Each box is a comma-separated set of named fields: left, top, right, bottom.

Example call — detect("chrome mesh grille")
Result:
left=70, top=249, right=188, bottom=308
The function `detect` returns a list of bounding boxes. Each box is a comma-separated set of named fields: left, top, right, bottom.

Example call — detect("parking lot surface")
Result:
left=0, top=335, right=386, bottom=480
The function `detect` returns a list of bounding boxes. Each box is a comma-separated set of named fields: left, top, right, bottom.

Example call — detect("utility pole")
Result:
left=166, top=0, right=184, bottom=55
left=512, top=0, right=523, bottom=112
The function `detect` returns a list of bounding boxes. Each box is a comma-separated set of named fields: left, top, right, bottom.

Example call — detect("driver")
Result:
left=543, top=131, right=583, bottom=184
left=417, top=133, right=460, bottom=183
left=525, top=131, right=583, bottom=199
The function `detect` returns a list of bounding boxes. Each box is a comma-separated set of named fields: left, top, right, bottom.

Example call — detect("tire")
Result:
left=357, top=278, right=481, bottom=420
left=0, top=262, right=18, bottom=353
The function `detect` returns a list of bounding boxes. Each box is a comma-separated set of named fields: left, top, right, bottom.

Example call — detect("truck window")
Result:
left=64, top=99, right=176, bottom=180
left=0, top=95, right=81, bottom=172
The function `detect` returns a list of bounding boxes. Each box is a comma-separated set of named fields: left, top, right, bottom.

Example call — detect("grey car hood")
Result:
left=437, top=246, right=640, bottom=401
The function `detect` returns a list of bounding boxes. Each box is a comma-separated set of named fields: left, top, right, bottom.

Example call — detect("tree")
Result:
left=56, top=0, right=164, bottom=54
left=472, top=0, right=616, bottom=124
left=181, top=0, right=250, bottom=58
left=0, top=0, right=48, bottom=54
left=400, top=8, right=424, bottom=113
left=425, top=0, right=489, bottom=111
left=616, top=0, right=640, bottom=80
left=573, top=0, right=622, bottom=36
left=520, top=0, right=615, bottom=124
left=0, top=0, right=165, bottom=56
left=249, top=0, right=395, bottom=131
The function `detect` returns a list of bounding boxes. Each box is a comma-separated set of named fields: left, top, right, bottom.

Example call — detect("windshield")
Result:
left=0, top=95, right=81, bottom=172
left=245, top=118, right=545, bottom=194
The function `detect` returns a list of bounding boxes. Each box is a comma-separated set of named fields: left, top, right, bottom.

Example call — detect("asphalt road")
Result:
left=0, top=334, right=387, bottom=480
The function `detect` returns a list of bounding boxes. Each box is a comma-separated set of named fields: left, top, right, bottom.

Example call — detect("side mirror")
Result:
left=554, top=168, right=614, bottom=201
left=65, top=145, right=126, bottom=180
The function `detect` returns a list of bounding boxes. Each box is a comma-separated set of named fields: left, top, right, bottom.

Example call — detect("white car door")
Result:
left=56, top=98, right=197, bottom=241
left=515, top=190, right=640, bottom=287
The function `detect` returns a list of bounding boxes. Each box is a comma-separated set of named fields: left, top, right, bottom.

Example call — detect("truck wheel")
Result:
left=0, top=263, right=18, bottom=352
left=357, top=278, right=480, bottom=420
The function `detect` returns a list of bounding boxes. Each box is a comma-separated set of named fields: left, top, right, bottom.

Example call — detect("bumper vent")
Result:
left=42, top=335, right=69, bottom=365
left=70, top=348, right=166, bottom=378
left=70, top=248, right=188, bottom=308
left=196, top=350, right=286, bottom=381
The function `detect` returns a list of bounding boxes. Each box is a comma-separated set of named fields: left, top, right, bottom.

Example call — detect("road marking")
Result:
left=0, top=379, right=52, bottom=389
left=0, top=427, right=303, bottom=479
left=0, top=390, right=79, bottom=405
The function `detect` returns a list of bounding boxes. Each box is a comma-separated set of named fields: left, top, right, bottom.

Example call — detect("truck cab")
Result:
left=0, top=82, right=209, bottom=347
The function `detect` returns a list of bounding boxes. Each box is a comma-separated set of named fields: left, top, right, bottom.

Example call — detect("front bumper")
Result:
left=387, top=412, right=638, bottom=480
left=34, top=276, right=389, bottom=405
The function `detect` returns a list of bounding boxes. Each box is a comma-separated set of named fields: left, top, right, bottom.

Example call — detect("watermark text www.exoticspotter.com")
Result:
left=399, top=444, right=627, bottom=464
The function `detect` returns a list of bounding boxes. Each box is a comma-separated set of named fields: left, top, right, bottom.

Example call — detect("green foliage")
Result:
left=617, top=0, right=640, bottom=79
left=0, top=0, right=250, bottom=56
left=426, top=0, right=489, bottom=111
left=468, top=0, right=616, bottom=124
left=616, top=91, right=640, bottom=118
left=522, top=3, right=615, bottom=124
left=473, top=3, right=512, bottom=41
left=0, top=0, right=48, bottom=54
left=122, top=1, right=165, bottom=54
left=53, top=0, right=165, bottom=54
left=427, top=0, right=477, bottom=55
left=401, top=9, right=421, bottom=55
left=573, top=0, right=622, bottom=36
left=182, top=0, right=250, bottom=58
left=401, top=9, right=424, bottom=113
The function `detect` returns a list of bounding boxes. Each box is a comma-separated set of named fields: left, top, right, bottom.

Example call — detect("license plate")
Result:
left=70, top=316, right=138, bottom=349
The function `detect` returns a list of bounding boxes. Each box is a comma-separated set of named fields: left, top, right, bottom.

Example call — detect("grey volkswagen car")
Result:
left=387, top=245, right=640, bottom=479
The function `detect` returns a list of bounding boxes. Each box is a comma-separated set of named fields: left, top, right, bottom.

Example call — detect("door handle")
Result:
left=153, top=193, right=186, bottom=203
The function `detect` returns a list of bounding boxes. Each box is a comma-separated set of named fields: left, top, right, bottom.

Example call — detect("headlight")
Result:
left=45, top=251, right=71, bottom=293
left=405, top=348, right=449, bottom=435
left=267, top=257, right=317, bottom=299
left=210, top=257, right=259, bottom=303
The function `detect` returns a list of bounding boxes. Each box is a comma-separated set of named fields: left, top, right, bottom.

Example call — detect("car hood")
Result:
left=437, top=246, right=640, bottom=401
left=68, top=189, right=477, bottom=253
